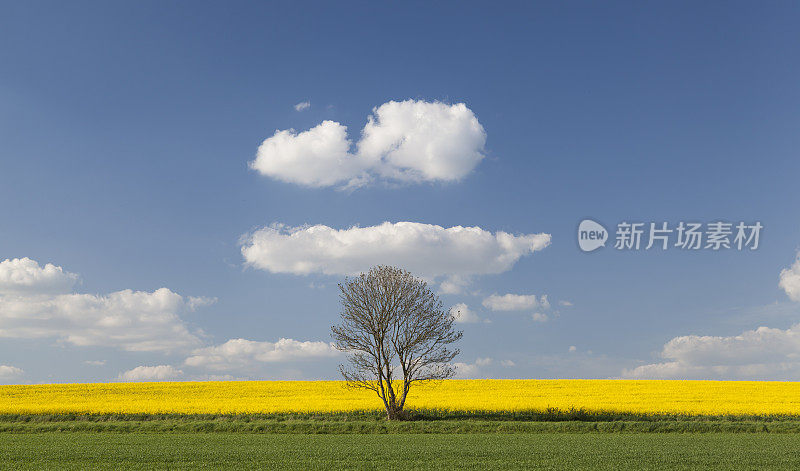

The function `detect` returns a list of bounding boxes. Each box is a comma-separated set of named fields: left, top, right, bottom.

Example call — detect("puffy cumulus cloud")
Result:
left=0, top=365, right=23, bottom=380
left=0, top=257, right=78, bottom=295
left=780, top=253, right=800, bottom=302
left=357, top=100, right=486, bottom=183
left=482, top=293, right=549, bottom=312
left=185, top=338, right=339, bottom=371
left=118, top=365, right=183, bottom=382
left=0, top=258, right=212, bottom=353
left=622, top=324, right=800, bottom=380
left=449, top=303, right=483, bottom=324
left=250, top=121, right=369, bottom=188
left=294, top=101, right=310, bottom=111
left=250, top=100, right=486, bottom=189
left=241, top=222, right=551, bottom=281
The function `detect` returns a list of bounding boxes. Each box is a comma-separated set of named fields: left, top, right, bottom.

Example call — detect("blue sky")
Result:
left=1, top=1, right=799, bottom=383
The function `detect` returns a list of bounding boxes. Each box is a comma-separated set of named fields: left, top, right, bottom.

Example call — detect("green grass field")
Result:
left=4, top=412, right=800, bottom=433
left=3, top=432, right=800, bottom=470
left=5, top=414, right=800, bottom=468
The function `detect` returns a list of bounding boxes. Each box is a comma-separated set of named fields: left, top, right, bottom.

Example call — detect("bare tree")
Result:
left=331, top=265, right=462, bottom=420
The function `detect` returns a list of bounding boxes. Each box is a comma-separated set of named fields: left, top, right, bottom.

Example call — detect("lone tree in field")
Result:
left=331, top=265, right=462, bottom=420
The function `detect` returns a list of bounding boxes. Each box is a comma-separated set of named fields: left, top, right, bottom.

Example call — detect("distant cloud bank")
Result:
left=0, top=258, right=212, bottom=353
left=622, top=324, right=800, bottom=380
left=0, top=365, right=23, bottom=381
left=118, top=365, right=183, bottom=382
left=624, top=252, right=800, bottom=380
left=185, top=338, right=339, bottom=371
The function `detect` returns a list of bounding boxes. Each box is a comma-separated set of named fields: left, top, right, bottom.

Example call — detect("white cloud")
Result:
left=449, top=303, right=482, bottom=324
left=294, top=101, right=310, bottom=111
left=452, top=362, right=481, bottom=378
left=0, top=365, right=23, bottom=380
left=455, top=358, right=516, bottom=377
left=439, top=275, right=471, bottom=295
left=0, top=258, right=212, bottom=352
left=622, top=324, right=800, bottom=380
left=357, top=100, right=486, bottom=183
left=482, top=293, right=548, bottom=311
left=0, top=288, right=206, bottom=352
left=250, top=121, right=368, bottom=188
left=453, top=358, right=495, bottom=378
left=780, top=253, right=800, bottom=302
left=84, top=360, right=106, bottom=366
left=559, top=300, right=574, bottom=307
left=481, top=293, right=553, bottom=323
left=185, top=338, right=339, bottom=371
left=118, top=365, right=183, bottom=382
left=568, top=345, right=577, bottom=353
left=250, top=100, right=486, bottom=189
left=0, top=257, right=78, bottom=295
left=241, top=222, right=550, bottom=281
left=625, top=253, right=800, bottom=380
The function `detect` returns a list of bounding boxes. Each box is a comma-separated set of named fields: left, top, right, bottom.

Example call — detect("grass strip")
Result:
left=5, top=432, right=800, bottom=469
left=5, top=409, right=800, bottom=434
left=2, top=417, right=800, bottom=434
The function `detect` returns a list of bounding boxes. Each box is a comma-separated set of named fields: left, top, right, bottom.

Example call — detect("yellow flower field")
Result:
left=2, top=379, right=800, bottom=416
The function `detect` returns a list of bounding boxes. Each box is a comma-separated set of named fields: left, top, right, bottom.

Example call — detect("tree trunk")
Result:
left=385, top=402, right=405, bottom=420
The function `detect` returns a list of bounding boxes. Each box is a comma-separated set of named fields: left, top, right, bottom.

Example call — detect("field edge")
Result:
left=4, top=411, right=800, bottom=434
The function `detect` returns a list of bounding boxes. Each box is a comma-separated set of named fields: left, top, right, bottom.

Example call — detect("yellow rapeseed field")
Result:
left=2, top=380, right=800, bottom=416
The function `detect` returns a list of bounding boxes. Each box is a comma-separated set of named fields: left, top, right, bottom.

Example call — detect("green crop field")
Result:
left=3, top=432, right=800, bottom=470
left=5, top=413, right=800, bottom=468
